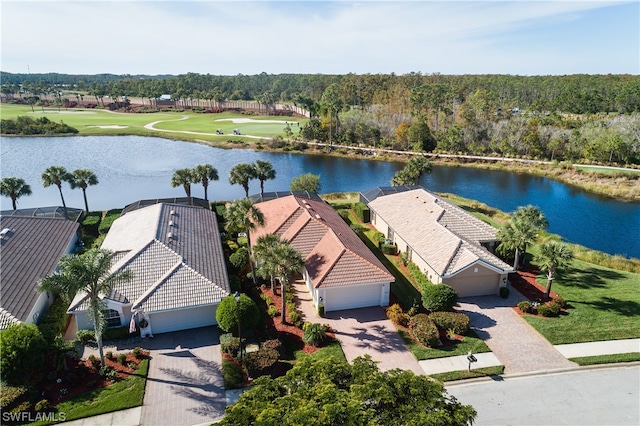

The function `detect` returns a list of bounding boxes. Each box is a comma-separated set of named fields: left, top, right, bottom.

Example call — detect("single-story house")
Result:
left=68, top=202, right=230, bottom=336
left=0, top=215, right=80, bottom=330
left=252, top=193, right=394, bottom=312
left=361, top=186, right=514, bottom=297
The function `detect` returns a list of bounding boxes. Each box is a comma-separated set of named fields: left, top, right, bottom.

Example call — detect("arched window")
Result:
left=103, top=309, right=121, bottom=328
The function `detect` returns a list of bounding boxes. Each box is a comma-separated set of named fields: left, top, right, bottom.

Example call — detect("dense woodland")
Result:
left=2, top=72, right=639, bottom=164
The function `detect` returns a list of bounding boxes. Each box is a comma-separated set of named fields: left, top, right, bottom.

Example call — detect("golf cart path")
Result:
left=144, top=115, right=267, bottom=139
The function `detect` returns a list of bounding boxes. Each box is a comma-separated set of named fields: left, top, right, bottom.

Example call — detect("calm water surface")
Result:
left=1, top=136, right=638, bottom=258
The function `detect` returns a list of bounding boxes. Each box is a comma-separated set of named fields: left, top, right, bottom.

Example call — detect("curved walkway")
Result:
left=143, top=115, right=267, bottom=139
left=456, top=288, right=577, bottom=374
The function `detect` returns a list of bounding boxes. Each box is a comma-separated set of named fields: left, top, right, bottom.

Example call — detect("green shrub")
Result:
left=267, top=305, right=279, bottom=317
left=0, top=323, right=47, bottom=385
left=349, top=223, right=367, bottom=236
left=408, top=314, right=440, bottom=348
left=499, top=287, right=510, bottom=298
left=132, top=347, right=144, bottom=359
left=518, top=300, right=533, bottom=313
left=11, top=401, right=32, bottom=414
left=103, top=326, right=131, bottom=340
left=75, top=329, right=96, bottom=345
left=98, top=209, right=122, bottom=234
left=82, top=211, right=102, bottom=236
left=88, top=354, right=101, bottom=368
left=421, top=284, right=458, bottom=312
left=373, top=232, right=385, bottom=244
left=243, top=348, right=279, bottom=377
left=216, top=294, right=260, bottom=333
left=0, top=386, right=27, bottom=411
left=222, top=354, right=245, bottom=389
left=428, top=311, right=470, bottom=335
left=34, top=399, right=50, bottom=412
left=117, top=353, right=127, bottom=365
left=386, top=304, right=409, bottom=327
left=381, top=243, right=397, bottom=255
left=289, top=310, right=302, bottom=328
left=548, top=300, right=563, bottom=316
left=352, top=202, right=370, bottom=222
left=303, top=323, right=328, bottom=346
left=37, top=296, right=69, bottom=342
left=407, top=262, right=432, bottom=287
left=220, top=333, right=241, bottom=358
left=537, top=304, right=555, bottom=317
left=552, top=296, right=568, bottom=309
left=261, top=339, right=283, bottom=355
left=106, top=351, right=114, bottom=359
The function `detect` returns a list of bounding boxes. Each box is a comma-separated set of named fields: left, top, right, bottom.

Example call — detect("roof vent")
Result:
left=170, top=210, right=175, bottom=216
left=315, top=214, right=321, bottom=220
left=167, top=232, right=173, bottom=240
left=0, top=228, right=10, bottom=236
left=169, top=220, right=174, bottom=227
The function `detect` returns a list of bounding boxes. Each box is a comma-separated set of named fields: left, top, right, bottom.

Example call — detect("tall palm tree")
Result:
left=38, top=249, right=133, bottom=368
left=192, top=164, right=219, bottom=204
left=513, top=205, right=548, bottom=262
left=497, top=219, right=537, bottom=270
left=537, top=241, right=574, bottom=298
left=253, top=160, right=276, bottom=196
left=42, top=166, right=72, bottom=219
left=224, top=198, right=265, bottom=285
left=270, top=242, right=304, bottom=323
left=170, top=168, right=195, bottom=197
left=229, top=163, right=257, bottom=198
left=0, top=177, right=32, bottom=210
left=69, top=169, right=99, bottom=212
left=253, top=233, right=285, bottom=293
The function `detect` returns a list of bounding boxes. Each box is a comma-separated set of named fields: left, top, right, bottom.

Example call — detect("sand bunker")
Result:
left=213, top=118, right=296, bottom=124
left=31, top=110, right=96, bottom=114
left=87, top=125, right=129, bottom=129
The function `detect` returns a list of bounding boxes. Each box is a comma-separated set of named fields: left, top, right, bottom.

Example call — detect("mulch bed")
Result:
left=509, top=263, right=558, bottom=302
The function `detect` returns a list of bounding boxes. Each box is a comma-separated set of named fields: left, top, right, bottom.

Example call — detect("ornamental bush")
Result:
left=352, top=202, right=370, bottom=223
left=381, top=243, right=397, bottom=255
left=216, top=294, right=260, bottom=333
left=537, top=303, right=554, bottom=317
left=428, top=311, right=470, bottom=335
left=518, top=300, right=533, bottom=313
left=552, top=296, right=568, bottom=309
left=303, top=323, right=328, bottom=347
left=243, top=348, right=279, bottom=377
left=0, top=323, right=47, bottom=385
left=499, top=287, right=510, bottom=298
left=386, top=304, right=410, bottom=327
left=220, top=333, right=241, bottom=358
left=421, top=284, right=458, bottom=312
left=408, top=314, right=440, bottom=348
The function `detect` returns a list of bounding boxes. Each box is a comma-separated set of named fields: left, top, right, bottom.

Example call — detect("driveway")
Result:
left=292, top=281, right=424, bottom=375
left=457, top=288, right=577, bottom=374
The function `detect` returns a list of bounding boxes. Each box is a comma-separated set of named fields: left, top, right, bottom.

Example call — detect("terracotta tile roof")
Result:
left=254, top=195, right=393, bottom=289
left=0, top=216, right=79, bottom=327
left=367, top=188, right=513, bottom=277
left=69, top=203, right=229, bottom=314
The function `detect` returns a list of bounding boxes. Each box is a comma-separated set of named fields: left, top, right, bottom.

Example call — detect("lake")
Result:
left=1, top=135, right=638, bottom=259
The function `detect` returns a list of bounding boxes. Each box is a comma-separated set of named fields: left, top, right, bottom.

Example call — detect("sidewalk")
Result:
left=59, top=407, right=141, bottom=426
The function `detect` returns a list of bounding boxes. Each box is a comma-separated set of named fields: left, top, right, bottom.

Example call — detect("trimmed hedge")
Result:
left=82, top=211, right=102, bottom=236
left=386, top=304, right=409, bottom=327
left=428, top=311, right=470, bottom=335
left=352, top=202, right=370, bottom=223
left=408, top=313, right=440, bottom=348
left=407, top=262, right=432, bottom=287
left=222, top=354, right=245, bottom=389
left=37, top=296, right=69, bottom=342
left=98, top=209, right=122, bottom=235
left=381, top=243, right=397, bottom=255
left=518, top=300, right=533, bottom=313
left=421, top=284, right=458, bottom=312
left=243, top=347, right=279, bottom=377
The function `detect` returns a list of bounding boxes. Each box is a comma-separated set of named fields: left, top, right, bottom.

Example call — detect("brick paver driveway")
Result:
left=457, top=288, right=577, bottom=374
left=292, top=281, right=424, bottom=375
left=140, top=326, right=226, bottom=426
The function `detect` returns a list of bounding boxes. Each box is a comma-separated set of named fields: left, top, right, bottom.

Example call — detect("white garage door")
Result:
left=325, top=284, right=382, bottom=312
left=148, top=304, right=217, bottom=334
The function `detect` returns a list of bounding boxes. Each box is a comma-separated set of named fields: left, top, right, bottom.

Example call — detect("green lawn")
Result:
left=569, top=352, right=640, bottom=366
left=398, top=329, right=491, bottom=360
left=430, top=365, right=505, bottom=383
left=30, top=359, right=149, bottom=426
left=523, top=258, right=640, bottom=344
left=574, top=165, right=640, bottom=175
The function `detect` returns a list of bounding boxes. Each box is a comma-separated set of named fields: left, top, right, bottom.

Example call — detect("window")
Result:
left=405, top=246, right=412, bottom=262
left=103, top=309, right=121, bottom=328
left=387, top=228, right=394, bottom=241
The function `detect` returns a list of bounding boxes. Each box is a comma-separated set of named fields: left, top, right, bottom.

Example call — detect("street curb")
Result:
left=443, top=361, right=640, bottom=386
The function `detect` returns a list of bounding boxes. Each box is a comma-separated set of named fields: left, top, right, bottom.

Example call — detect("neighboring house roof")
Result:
left=68, top=203, right=230, bottom=314
left=0, top=206, right=84, bottom=222
left=253, top=195, right=393, bottom=288
left=0, top=216, right=80, bottom=326
left=121, top=197, right=208, bottom=215
left=0, top=308, right=20, bottom=330
left=366, top=188, right=513, bottom=277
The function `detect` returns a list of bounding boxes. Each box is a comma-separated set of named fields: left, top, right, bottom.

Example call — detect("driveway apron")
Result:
left=457, top=288, right=577, bottom=374
left=292, top=281, right=424, bottom=375
left=140, top=326, right=226, bottom=426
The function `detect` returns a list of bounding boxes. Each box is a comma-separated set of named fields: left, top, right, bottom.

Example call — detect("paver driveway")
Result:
left=292, top=281, right=424, bottom=375
left=140, top=326, right=226, bottom=426
left=457, top=287, right=577, bottom=374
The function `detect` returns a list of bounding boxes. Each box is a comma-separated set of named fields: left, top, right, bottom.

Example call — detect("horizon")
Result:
left=1, top=1, right=638, bottom=76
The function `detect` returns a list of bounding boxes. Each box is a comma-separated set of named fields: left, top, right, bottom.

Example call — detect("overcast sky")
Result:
left=1, top=0, right=638, bottom=76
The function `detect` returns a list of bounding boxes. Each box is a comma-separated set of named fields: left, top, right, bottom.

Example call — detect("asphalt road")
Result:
left=446, top=365, right=640, bottom=425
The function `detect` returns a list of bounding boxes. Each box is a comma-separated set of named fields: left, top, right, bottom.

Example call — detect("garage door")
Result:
left=445, top=276, right=500, bottom=297
left=148, top=304, right=217, bottom=334
left=324, top=284, right=382, bottom=312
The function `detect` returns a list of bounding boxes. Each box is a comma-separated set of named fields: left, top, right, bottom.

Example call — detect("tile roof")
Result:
left=0, top=308, right=20, bottom=330
left=0, top=216, right=79, bottom=326
left=253, top=196, right=393, bottom=289
left=69, top=203, right=229, bottom=314
left=367, top=188, right=513, bottom=277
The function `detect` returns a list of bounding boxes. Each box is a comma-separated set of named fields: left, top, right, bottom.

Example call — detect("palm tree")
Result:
left=170, top=168, right=195, bottom=197
left=537, top=241, right=574, bottom=298
left=497, top=219, right=537, bottom=270
left=229, top=163, right=257, bottom=198
left=69, top=169, right=99, bottom=212
left=42, top=166, right=72, bottom=219
left=0, top=177, right=32, bottom=210
left=253, top=160, right=276, bottom=196
left=38, top=248, right=133, bottom=368
left=253, top=233, right=285, bottom=293
left=270, top=242, right=304, bottom=323
left=192, top=164, right=219, bottom=204
left=224, top=198, right=265, bottom=285
left=513, top=205, right=548, bottom=262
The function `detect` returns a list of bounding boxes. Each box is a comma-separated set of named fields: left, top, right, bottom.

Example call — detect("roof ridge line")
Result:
left=314, top=247, right=346, bottom=287
left=132, top=258, right=183, bottom=309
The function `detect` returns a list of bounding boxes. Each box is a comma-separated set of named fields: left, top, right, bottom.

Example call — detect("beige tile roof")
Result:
left=0, top=308, right=20, bottom=330
left=254, top=196, right=393, bottom=289
left=368, top=188, right=513, bottom=277
left=69, top=203, right=229, bottom=314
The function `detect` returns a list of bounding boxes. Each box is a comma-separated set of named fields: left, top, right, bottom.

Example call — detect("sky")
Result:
left=1, top=0, right=638, bottom=76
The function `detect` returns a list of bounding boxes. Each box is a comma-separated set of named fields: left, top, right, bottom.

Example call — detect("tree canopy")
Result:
left=290, top=173, right=322, bottom=193
left=220, top=355, right=476, bottom=425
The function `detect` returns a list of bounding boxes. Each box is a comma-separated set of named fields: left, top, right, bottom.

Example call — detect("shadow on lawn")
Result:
left=561, top=266, right=626, bottom=289
left=578, top=297, right=640, bottom=317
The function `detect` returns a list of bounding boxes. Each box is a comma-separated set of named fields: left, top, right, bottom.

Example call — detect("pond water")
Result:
left=1, top=135, right=638, bottom=258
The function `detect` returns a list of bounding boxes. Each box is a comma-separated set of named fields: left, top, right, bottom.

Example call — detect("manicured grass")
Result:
left=574, top=165, right=640, bottom=175
left=295, top=339, right=347, bottom=363
left=398, top=329, right=491, bottom=360
left=569, top=352, right=640, bottom=366
left=30, top=359, right=149, bottom=426
left=522, top=258, right=640, bottom=344
left=431, top=365, right=505, bottom=383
